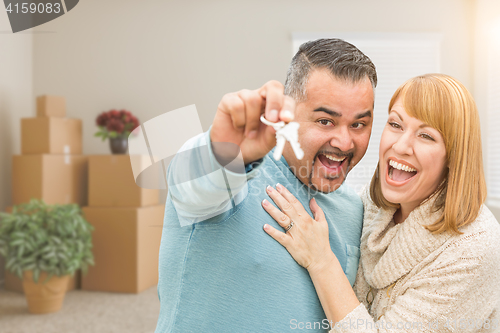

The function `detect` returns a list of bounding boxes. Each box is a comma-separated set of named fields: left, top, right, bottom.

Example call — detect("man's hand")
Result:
left=210, top=80, right=296, bottom=165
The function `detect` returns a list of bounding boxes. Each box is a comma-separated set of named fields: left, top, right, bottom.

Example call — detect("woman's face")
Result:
left=379, top=98, right=447, bottom=213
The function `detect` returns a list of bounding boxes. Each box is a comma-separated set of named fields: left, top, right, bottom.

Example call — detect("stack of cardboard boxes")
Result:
left=82, top=155, right=164, bottom=293
left=6, top=95, right=87, bottom=292
left=4, top=97, right=163, bottom=294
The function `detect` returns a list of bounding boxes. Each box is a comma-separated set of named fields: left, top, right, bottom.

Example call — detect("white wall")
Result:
left=0, top=10, right=33, bottom=283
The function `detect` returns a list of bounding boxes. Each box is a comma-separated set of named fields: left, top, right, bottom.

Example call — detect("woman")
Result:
left=262, top=74, right=500, bottom=332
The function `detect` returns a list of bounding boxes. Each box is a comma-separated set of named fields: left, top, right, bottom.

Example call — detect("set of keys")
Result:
left=260, top=115, right=304, bottom=161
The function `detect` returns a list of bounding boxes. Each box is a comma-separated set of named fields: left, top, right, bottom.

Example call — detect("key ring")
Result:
left=260, top=115, right=304, bottom=161
left=260, top=115, right=285, bottom=129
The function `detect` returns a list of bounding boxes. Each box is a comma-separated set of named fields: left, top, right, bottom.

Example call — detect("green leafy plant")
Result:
left=0, top=199, right=94, bottom=283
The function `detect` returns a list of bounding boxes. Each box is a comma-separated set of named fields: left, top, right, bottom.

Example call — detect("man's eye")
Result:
left=352, top=122, right=365, bottom=129
left=318, top=119, right=333, bottom=126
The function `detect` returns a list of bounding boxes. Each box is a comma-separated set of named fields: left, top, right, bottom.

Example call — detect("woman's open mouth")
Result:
left=317, top=153, right=348, bottom=177
left=386, top=159, right=418, bottom=185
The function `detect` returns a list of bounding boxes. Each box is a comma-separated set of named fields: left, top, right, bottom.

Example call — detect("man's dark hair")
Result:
left=284, top=38, right=377, bottom=102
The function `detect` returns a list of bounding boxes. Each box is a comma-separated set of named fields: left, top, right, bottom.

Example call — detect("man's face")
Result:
left=283, top=69, right=374, bottom=193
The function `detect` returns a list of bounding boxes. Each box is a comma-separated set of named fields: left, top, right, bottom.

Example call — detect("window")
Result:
left=292, top=33, right=441, bottom=193
left=487, top=36, right=500, bottom=206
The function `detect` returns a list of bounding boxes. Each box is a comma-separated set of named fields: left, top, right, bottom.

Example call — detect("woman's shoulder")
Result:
left=455, top=205, right=500, bottom=241
left=442, top=205, right=500, bottom=263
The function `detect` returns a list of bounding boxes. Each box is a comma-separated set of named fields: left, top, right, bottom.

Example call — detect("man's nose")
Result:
left=392, top=132, right=414, bottom=155
left=329, top=127, right=355, bottom=152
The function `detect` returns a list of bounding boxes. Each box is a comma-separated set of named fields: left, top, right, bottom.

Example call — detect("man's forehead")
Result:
left=306, top=69, right=373, bottom=89
left=299, top=77, right=374, bottom=112
left=304, top=74, right=373, bottom=97
left=310, top=106, right=372, bottom=119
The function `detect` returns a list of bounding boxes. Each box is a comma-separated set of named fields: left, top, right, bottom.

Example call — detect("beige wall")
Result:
left=0, top=10, right=33, bottom=283
left=32, top=0, right=474, bottom=154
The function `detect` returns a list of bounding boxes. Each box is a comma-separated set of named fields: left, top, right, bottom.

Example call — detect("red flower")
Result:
left=131, top=117, right=139, bottom=129
left=95, top=109, right=140, bottom=138
left=96, top=112, right=108, bottom=127
left=109, top=109, right=120, bottom=119
left=106, top=118, right=124, bottom=133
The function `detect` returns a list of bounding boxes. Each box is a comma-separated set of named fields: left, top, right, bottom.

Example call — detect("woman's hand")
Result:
left=262, top=183, right=336, bottom=272
left=263, top=184, right=360, bottom=324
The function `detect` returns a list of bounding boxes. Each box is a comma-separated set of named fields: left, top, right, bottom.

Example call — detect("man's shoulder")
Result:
left=247, top=153, right=296, bottom=182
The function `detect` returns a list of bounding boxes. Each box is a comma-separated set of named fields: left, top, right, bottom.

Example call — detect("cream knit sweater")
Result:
left=331, top=188, right=500, bottom=333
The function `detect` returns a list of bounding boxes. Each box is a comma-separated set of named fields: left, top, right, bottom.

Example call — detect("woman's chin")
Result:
left=380, top=185, right=401, bottom=205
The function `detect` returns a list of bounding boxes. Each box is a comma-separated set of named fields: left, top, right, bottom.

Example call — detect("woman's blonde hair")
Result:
left=370, top=73, right=486, bottom=234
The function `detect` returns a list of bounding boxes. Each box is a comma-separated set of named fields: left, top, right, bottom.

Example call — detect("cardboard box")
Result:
left=21, top=117, right=82, bottom=154
left=36, top=95, right=66, bottom=117
left=4, top=270, right=80, bottom=293
left=88, top=155, right=159, bottom=207
left=12, top=155, right=88, bottom=206
left=81, top=205, right=164, bottom=293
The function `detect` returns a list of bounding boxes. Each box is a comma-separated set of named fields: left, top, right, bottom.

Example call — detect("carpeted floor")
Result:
left=0, top=285, right=160, bottom=333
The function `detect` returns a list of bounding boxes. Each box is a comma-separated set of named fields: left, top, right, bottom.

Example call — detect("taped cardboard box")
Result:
left=36, top=95, right=66, bottom=117
left=21, top=117, right=82, bottom=154
left=81, top=205, right=164, bottom=293
left=12, top=155, right=88, bottom=206
left=88, top=155, right=159, bottom=207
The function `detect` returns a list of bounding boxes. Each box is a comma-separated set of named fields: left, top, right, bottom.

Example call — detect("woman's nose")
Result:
left=392, top=133, right=413, bottom=155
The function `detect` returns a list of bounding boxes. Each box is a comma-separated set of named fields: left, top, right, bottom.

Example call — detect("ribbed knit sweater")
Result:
left=331, top=187, right=500, bottom=333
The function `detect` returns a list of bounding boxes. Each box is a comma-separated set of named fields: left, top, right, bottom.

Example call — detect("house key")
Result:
left=260, top=115, right=304, bottom=161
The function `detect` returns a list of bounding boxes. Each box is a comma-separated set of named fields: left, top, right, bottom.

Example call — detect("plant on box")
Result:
left=0, top=199, right=94, bottom=314
left=94, top=109, right=140, bottom=154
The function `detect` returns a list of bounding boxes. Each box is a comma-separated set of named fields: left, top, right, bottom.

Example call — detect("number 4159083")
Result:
left=6, top=2, right=62, bottom=14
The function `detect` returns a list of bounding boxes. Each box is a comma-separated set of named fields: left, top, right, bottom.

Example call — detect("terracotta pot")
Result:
left=109, top=136, right=128, bottom=154
left=22, top=270, right=70, bottom=314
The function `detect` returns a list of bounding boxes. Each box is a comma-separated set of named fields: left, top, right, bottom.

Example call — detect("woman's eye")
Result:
left=420, top=133, right=435, bottom=141
left=318, top=119, right=333, bottom=126
left=388, top=121, right=401, bottom=129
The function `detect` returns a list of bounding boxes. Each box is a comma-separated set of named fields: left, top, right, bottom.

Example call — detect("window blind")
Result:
left=488, top=38, right=500, bottom=203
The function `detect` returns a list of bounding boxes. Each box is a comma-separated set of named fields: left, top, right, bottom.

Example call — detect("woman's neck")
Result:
left=394, top=203, right=418, bottom=224
left=393, top=209, right=404, bottom=224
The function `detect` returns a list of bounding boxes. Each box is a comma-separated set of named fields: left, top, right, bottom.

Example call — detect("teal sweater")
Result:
left=155, top=130, right=363, bottom=332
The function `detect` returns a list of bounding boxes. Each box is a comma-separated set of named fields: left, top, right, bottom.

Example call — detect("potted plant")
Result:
left=0, top=199, right=94, bottom=314
left=94, top=109, right=140, bottom=154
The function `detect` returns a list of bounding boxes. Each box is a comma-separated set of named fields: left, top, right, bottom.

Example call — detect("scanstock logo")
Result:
left=4, top=0, right=79, bottom=33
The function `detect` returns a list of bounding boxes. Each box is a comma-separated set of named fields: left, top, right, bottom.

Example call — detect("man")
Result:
left=155, top=39, right=377, bottom=332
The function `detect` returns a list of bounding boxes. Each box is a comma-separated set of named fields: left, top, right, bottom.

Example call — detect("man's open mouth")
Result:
left=387, top=159, right=417, bottom=183
left=317, top=153, right=348, bottom=174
